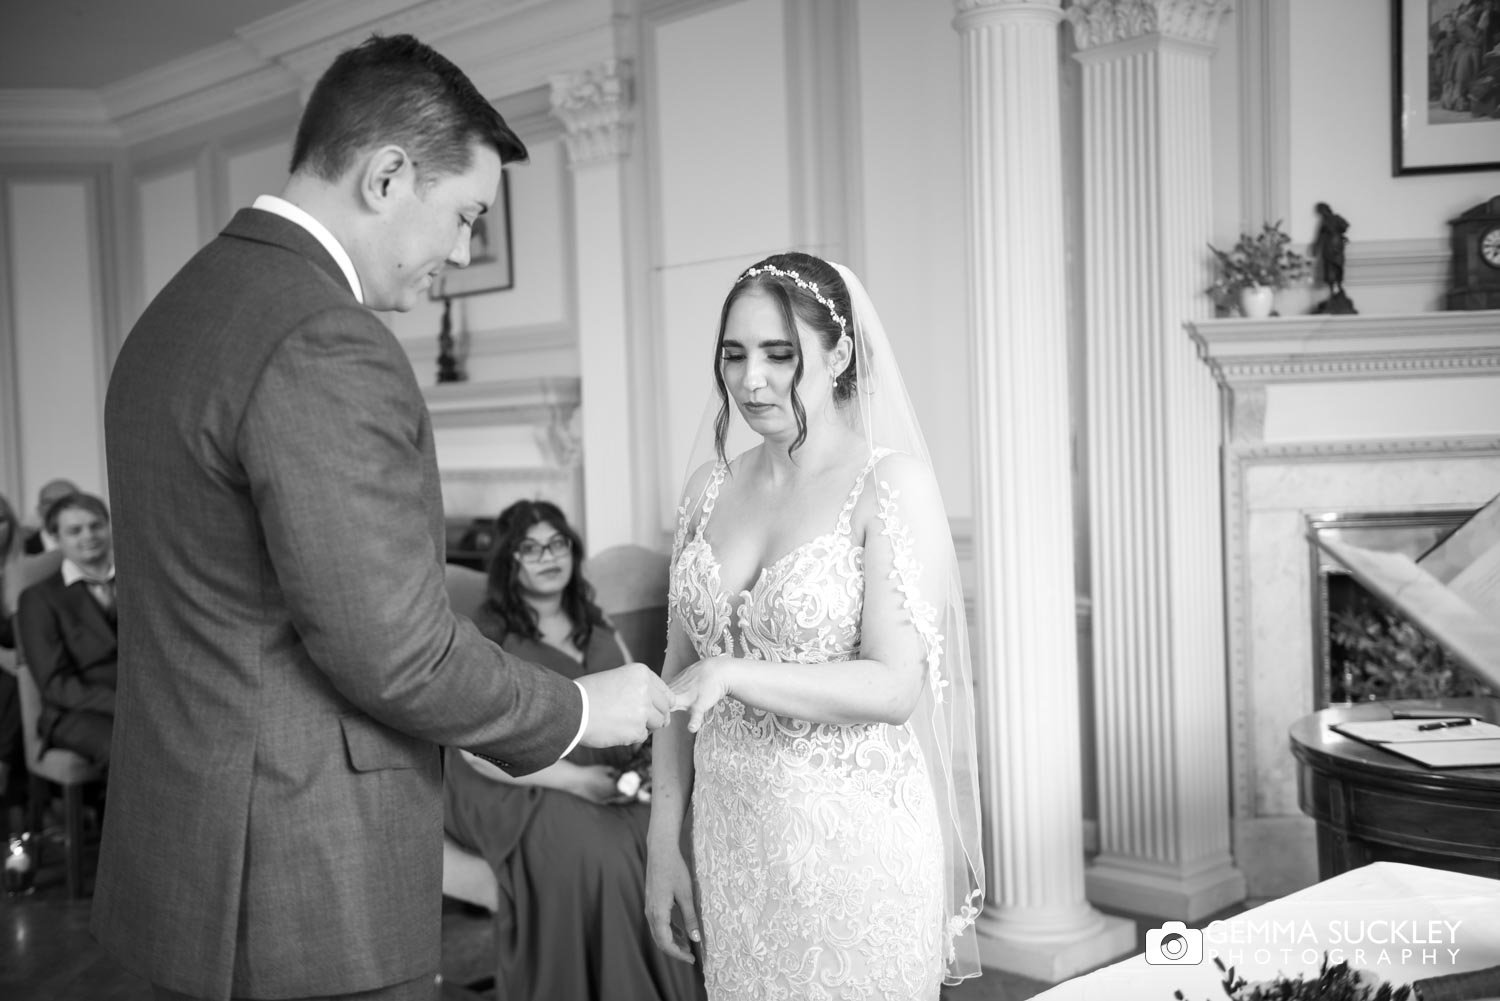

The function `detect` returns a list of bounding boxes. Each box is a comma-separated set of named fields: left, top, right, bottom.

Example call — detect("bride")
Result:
left=645, top=252, right=985, bottom=999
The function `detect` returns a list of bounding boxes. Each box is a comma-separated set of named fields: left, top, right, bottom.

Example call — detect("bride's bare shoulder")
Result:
left=871, top=451, right=941, bottom=504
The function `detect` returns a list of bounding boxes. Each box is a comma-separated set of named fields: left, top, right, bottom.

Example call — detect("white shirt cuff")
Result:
left=560, top=680, right=589, bottom=758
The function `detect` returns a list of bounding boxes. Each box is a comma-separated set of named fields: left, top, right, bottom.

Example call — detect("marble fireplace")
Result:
left=1188, top=311, right=1500, bottom=897
left=423, top=377, right=583, bottom=564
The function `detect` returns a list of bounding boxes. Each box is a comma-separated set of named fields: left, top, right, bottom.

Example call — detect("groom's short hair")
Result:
left=290, top=33, right=527, bottom=186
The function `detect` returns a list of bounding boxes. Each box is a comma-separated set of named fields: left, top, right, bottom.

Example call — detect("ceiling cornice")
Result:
left=0, top=90, right=120, bottom=147
left=0, top=0, right=613, bottom=151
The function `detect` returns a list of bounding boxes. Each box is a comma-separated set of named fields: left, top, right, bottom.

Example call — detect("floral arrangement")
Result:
left=615, top=740, right=653, bottom=803
left=1177, top=956, right=1410, bottom=1001
left=1329, top=606, right=1494, bottom=704
left=1206, top=221, right=1311, bottom=307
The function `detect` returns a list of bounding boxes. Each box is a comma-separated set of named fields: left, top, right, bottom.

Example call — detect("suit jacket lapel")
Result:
left=68, top=579, right=116, bottom=641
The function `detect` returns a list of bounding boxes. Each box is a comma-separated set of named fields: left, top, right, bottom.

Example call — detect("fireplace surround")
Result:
left=1188, top=310, right=1500, bottom=896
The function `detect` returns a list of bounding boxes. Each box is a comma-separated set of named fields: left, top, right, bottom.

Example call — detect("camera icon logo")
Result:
left=1144, top=921, right=1204, bottom=965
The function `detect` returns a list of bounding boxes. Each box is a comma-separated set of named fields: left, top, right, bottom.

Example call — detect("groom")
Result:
left=93, top=34, right=675, bottom=1001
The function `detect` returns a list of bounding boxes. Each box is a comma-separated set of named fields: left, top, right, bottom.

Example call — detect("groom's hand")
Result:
left=576, top=663, right=676, bottom=747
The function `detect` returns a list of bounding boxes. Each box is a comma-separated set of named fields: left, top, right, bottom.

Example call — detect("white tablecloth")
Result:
left=1030, top=862, right=1500, bottom=1000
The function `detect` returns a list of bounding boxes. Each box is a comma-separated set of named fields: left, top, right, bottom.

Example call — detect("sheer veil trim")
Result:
left=673, top=261, right=986, bottom=984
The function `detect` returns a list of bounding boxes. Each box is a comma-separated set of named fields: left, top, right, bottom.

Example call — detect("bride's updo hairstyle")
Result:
left=712, top=251, right=856, bottom=462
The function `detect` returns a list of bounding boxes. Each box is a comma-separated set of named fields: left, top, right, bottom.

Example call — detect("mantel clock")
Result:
left=1447, top=195, right=1500, bottom=311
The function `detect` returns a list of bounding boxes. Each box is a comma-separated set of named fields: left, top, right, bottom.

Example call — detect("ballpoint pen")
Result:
left=1416, top=718, right=1475, bottom=731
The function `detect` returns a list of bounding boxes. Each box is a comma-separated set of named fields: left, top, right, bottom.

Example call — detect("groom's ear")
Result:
left=359, top=145, right=416, bottom=212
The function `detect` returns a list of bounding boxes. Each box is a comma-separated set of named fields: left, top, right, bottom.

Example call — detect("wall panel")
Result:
left=8, top=177, right=107, bottom=499
left=647, top=0, right=795, bottom=530
left=654, top=0, right=791, bottom=268
left=225, top=134, right=292, bottom=224
left=136, top=164, right=201, bottom=309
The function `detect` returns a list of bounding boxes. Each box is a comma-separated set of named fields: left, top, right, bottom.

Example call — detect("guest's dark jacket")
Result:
left=15, top=565, right=118, bottom=749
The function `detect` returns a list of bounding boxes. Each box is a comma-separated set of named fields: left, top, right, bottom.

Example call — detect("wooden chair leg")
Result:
left=63, top=782, right=86, bottom=898
left=26, top=773, right=49, bottom=871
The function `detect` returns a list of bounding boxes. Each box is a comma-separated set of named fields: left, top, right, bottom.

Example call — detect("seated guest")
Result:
left=0, top=492, right=27, bottom=815
left=0, top=490, right=23, bottom=652
left=21, top=478, right=80, bottom=556
left=15, top=492, right=117, bottom=766
left=443, top=499, right=705, bottom=1001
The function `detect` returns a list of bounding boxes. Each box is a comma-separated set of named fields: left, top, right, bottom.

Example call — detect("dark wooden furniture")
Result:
left=1290, top=697, right=1500, bottom=880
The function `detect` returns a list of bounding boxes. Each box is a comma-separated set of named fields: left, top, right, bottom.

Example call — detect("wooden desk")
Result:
left=1290, top=698, right=1500, bottom=880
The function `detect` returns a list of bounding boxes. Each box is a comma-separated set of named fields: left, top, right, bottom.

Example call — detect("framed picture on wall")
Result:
left=1391, top=0, right=1500, bottom=175
left=430, top=171, right=514, bottom=298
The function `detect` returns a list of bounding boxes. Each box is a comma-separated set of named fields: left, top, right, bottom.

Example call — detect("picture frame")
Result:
left=430, top=171, right=514, bottom=298
left=1391, top=0, right=1500, bottom=176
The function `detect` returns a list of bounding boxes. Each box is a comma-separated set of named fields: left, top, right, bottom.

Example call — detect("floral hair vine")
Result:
left=737, top=265, right=848, bottom=334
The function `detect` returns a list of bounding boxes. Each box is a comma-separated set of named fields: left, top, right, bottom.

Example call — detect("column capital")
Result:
left=1065, top=0, right=1231, bottom=49
left=954, top=0, right=1063, bottom=30
left=548, top=60, right=633, bottom=169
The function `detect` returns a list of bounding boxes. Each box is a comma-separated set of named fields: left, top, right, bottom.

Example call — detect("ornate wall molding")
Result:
left=1065, top=0, right=1231, bottom=49
left=549, top=60, right=633, bottom=168
left=1211, top=349, right=1500, bottom=385
left=1345, top=238, right=1448, bottom=288
left=1234, top=435, right=1500, bottom=464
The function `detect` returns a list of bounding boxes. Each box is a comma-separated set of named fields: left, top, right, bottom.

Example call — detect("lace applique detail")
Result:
left=669, top=464, right=734, bottom=659
left=875, top=482, right=947, bottom=703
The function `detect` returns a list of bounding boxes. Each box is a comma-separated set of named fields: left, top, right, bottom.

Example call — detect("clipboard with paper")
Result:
left=1329, top=716, right=1500, bottom=769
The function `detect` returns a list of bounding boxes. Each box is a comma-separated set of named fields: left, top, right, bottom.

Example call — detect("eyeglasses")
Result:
left=515, top=536, right=572, bottom=563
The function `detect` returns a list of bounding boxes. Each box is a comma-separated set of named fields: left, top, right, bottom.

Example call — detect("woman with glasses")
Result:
left=443, top=499, right=704, bottom=1001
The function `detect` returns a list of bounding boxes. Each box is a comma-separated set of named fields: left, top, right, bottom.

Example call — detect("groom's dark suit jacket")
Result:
left=92, top=208, right=583, bottom=999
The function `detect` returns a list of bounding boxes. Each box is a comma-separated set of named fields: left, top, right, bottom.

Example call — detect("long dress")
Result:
left=669, top=450, right=947, bottom=1000
left=443, top=618, right=706, bottom=1001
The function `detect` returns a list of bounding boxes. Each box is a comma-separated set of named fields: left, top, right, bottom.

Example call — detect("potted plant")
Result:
left=1206, top=221, right=1311, bottom=318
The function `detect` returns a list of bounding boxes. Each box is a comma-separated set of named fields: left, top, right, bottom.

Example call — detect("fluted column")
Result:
left=957, top=0, right=1136, bottom=981
left=550, top=61, right=637, bottom=549
left=1068, top=0, right=1246, bottom=920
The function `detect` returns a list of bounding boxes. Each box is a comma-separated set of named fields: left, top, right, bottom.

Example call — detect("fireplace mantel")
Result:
left=423, top=376, right=580, bottom=428
left=422, top=376, right=584, bottom=526
left=1183, top=310, right=1500, bottom=897
left=1190, top=311, right=1500, bottom=385
left=1187, top=311, right=1500, bottom=445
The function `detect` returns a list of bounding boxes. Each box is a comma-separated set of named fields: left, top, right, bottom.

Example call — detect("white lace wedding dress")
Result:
left=668, top=450, right=947, bottom=1000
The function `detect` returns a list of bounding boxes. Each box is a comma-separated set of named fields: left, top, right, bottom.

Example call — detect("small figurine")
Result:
left=1311, top=202, right=1357, bottom=314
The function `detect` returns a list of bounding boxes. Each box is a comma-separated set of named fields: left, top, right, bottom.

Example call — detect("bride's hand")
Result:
left=644, top=838, right=701, bottom=963
left=668, top=655, right=734, bottom=733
